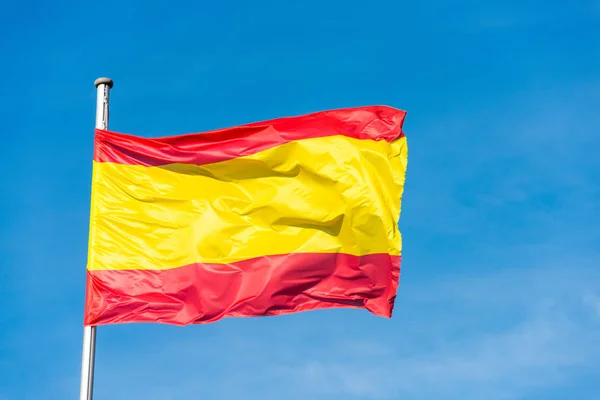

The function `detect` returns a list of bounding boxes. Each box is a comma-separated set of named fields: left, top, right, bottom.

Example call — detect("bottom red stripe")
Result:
left=84, top=253, right=401, bottom=326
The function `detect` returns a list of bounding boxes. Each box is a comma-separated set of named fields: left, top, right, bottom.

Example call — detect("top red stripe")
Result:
left=94, top=105, right=406, bottom=166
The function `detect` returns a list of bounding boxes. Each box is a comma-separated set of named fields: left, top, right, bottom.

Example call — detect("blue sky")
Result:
left=1, top=0, right=599, bottom=399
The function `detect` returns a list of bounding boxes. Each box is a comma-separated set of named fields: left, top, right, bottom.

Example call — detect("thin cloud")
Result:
left=82, top=261, right=600, bottom=400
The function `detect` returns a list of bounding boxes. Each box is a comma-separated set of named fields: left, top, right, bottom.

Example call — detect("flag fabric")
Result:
left=84, top=106, right=408, bottom=326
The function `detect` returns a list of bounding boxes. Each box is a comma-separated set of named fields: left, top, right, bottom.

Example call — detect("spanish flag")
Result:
left=84, top=106, right=408, bottom=326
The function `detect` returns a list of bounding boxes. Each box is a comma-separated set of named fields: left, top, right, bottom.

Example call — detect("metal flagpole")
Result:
left=80, top=77, right=113, bottom=400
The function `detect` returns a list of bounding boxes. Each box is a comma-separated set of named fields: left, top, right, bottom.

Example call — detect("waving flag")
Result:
left=84, top=106, right=408, bottom=326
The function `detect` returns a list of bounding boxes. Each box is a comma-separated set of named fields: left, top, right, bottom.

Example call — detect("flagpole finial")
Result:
left=94, top=77, right=114, bottom=88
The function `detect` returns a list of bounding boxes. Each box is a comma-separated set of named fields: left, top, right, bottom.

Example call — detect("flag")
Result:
left=84, top=105, right=408, bottom=326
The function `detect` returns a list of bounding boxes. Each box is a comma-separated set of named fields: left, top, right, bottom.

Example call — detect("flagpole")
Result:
left=80, top=77, right=113, bottom=400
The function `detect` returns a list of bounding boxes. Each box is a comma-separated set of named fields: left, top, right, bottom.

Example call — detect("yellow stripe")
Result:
left=87, top=135, right=408, bottom=271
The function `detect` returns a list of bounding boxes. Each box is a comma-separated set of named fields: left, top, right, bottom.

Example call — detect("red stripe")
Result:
left=94, top=106, right=406, bottom=166
left=84, top=253, right=401, bottom=326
